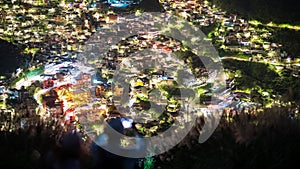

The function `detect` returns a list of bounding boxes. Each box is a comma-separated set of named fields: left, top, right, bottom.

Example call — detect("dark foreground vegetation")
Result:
left=157, top=107, right=300, bottom=169
left=1, top=107, right=300, bottom=169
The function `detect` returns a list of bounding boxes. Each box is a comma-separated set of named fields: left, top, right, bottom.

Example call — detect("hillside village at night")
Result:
left=0, top=0, right=300, bottom=169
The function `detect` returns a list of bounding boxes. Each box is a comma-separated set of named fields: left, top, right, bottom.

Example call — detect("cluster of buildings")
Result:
left=163, top=0, right=223, bottom=26
left=0, top=0, right=222, bottom=134
left=0, top=0, right=141, bottom=67
left=161, top=0, right=300, bottom=76
left=0, top=84, right=40, bottom=131
left=1, top=0, right=299, bottom=134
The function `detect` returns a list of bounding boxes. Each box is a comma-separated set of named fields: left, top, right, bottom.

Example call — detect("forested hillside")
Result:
left=208, top=0, right=300, bottom=24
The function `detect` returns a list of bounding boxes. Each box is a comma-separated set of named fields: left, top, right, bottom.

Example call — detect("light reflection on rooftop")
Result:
left=107, top=0, right=140, bottom=8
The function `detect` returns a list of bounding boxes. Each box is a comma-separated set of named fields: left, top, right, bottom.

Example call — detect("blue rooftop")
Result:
left=107, top=0, right=139, bottom=8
